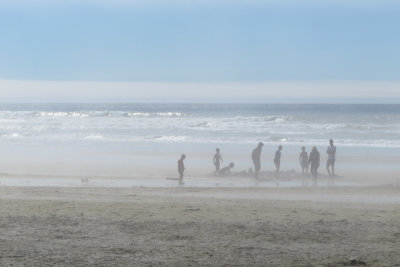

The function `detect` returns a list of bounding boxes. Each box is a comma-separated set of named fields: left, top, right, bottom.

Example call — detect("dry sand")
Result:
left=0, top=181, right=400, bottom=266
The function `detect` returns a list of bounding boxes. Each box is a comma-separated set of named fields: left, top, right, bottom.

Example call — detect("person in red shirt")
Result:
left=178, top=154, right=186, bottom=185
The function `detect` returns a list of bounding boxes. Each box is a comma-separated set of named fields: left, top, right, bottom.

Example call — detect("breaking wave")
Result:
left=0, top=104, right=398, bottom=148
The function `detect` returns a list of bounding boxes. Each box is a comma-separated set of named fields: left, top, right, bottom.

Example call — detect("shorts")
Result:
left=214, top=161, right=220, bottom=169
left=326, top=159, right=335, bottom=167
left=301, top=161, right=308, bottom=169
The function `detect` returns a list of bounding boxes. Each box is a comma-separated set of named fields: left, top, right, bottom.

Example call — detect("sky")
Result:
left=0, top=0, right=399, bottom=102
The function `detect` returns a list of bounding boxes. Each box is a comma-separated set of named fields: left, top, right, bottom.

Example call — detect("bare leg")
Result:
left=215, top=163, right=220, bottom=175
left=326, top=163, right=331, bottom=177
left=254, top=160, right=260, bottom=179
left=275, top=162, right=280, bottom=176
left=179, top=172, right=184, bottom=185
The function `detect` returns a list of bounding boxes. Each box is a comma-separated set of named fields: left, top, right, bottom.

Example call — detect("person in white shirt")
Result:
left=326, top=139, right=336, bottom=177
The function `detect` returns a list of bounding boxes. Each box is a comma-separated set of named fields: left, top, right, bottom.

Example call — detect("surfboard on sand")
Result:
left=166, top=177, right=180, bottom=180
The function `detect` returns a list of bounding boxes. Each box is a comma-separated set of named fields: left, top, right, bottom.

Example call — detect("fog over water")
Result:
left=0, top=103, right=398, bottom=183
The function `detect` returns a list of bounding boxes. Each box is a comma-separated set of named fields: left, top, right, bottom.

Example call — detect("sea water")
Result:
left=0, top=103, right=398, bottom=179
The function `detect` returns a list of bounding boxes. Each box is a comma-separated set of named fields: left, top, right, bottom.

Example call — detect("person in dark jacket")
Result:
left=308, top=146, right=320, bottom=180
left=178, top=154, right=186, bottom=185
left=299, top=146, right=309, bottom=176
left=274, top=145, right=283, bottom=175
left=251, top=142, right=263, bottom=178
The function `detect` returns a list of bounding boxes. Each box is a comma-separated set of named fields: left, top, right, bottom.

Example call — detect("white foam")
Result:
left=84, top=134, right=105, bottom=140
left=0, top=106, right=399, bottom=148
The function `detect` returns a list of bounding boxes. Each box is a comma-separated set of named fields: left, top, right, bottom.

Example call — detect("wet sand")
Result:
left=0, top=183, right=399, bottom=266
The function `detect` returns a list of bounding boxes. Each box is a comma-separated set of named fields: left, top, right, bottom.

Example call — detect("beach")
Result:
left=2, top=0, right=400, bottom=264
left=1, top=177, right=399, bottom=266
left=0, top=103, right=399, bottom=265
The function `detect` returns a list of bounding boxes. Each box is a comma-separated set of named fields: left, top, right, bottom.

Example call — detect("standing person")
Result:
left=213, top=148, right=223, bottom=175
left=299, top=146, right=309, bottom=176
left=308, top=146, right=320, bottom=180
left=274, top=145, right=283, bottom=175
left=326, top=139, right=336, bottom=177
left=251, top=142, right=263, bottom=178
left=178, top=154, right=186, bottom=185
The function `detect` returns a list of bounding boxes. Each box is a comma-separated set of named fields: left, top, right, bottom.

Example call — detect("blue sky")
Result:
left=0, top=0, right=399, bottom=102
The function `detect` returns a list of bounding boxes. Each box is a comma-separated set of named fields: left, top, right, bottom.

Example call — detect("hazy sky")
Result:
left=0, top=0, right=399, bottom=102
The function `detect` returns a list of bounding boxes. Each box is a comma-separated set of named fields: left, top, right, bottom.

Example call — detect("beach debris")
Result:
left=184, top=208, right=201, bottom=212
left=348, top=258, right=367, bottom=266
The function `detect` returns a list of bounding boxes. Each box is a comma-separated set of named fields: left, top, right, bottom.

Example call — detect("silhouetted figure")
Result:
left=213, top=148, right=223, bottom=175
left=326, top=139, right=336, bottom=177
left=219, top=162, right=234, bottom=176
left=251, top=142, right=263, bottom=178
left=178, top=154, right=186, bottom=185
left=274, top=145, right=283, bottom=175
left=299, top=146, right=309, bottom=176
left=308, top=146, right=320, bottom=180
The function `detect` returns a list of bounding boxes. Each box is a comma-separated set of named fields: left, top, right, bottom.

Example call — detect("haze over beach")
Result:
left=0, top=0, right=399, bottom=266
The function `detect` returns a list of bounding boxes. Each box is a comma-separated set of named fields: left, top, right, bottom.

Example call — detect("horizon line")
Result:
left=0, top=99, right=399, bottom=105
left=1, top=80, right=399, bottom=104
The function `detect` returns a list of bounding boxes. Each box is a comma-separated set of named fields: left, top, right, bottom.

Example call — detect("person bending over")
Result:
left=219, top=162, right=234, bottom=176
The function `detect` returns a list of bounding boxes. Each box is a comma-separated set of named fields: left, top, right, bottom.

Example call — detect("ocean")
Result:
left=0, top=103, right=398, bottom=178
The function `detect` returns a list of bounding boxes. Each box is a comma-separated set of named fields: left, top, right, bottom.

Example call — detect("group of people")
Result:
left=177, top=148, right=235, bottom=185
left=177, top=139, right=337, bottom=185
left=252, top=139, right=337, bottom=179
left=300, top=139, right=336, bottom=178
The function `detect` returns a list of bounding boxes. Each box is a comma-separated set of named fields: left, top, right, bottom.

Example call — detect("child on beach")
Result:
left=213, top=148, right=223, bottom=175
left=299, top=146, right=309, bottom=176
left=274, top=145, right=283, bottom=175
left=178, top=154, right=186, bottom=185
left=219, top=162, right=234, bottom=176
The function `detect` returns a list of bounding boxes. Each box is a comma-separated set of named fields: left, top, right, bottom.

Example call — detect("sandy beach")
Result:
left=2, top=0, right=400, bottom=264
left=0, top=177, right=399, bottom=266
